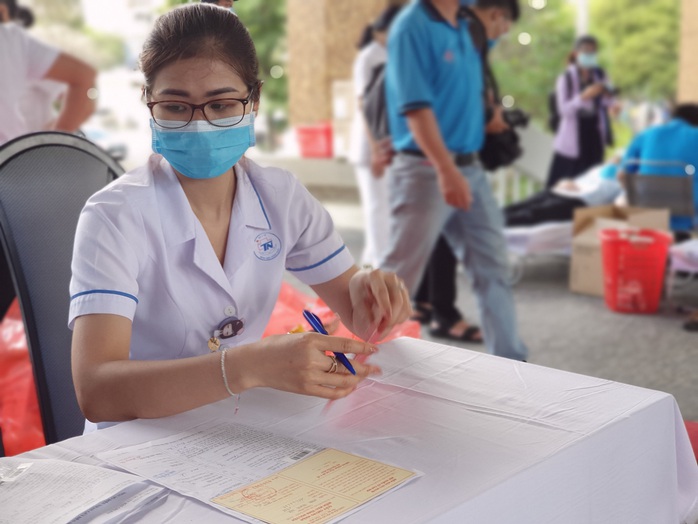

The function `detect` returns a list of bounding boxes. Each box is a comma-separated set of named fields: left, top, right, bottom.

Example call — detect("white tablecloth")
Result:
left=21, top=338, right=698, bottom=523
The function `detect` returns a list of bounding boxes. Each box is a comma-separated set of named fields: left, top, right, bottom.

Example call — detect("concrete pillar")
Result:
left=287, top=0, right=399, bottom=126
left=678, top=0, right=698, bottom=102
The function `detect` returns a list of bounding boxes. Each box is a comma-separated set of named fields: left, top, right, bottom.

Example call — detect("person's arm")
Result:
left=557, top=72, right=604, bottom=118
left=71, top=314, right=381, bottom=423
left=43, top=52, right=96, bottom=133
left=311, top=266, right=411, bottom=342
left=406, top=108, right=473, bottom=210
left=486, top=105, right=509, bottom=135
left=386, top=24, right=472, bottom=210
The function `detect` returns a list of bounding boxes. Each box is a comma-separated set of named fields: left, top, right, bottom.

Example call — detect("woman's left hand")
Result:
left=349, top=268, right=412, bottom=342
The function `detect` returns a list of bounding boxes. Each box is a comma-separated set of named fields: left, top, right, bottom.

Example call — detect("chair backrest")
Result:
left=0, top=132, right=124, bottom=444
left=626, top=172, right=695, bottom=220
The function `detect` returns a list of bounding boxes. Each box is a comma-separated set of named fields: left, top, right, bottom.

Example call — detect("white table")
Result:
left=21, top=338, right=698, bottom=523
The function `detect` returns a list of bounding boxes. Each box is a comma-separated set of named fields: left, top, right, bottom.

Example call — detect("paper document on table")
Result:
left=212, top=448, right=418, bottom=524
left=98, top=420, right=418, bottom=523
left=0, top=458, right=167, bottom=524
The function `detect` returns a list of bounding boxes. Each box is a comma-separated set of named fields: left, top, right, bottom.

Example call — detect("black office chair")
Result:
left=0, top=132, right=124, bottom=447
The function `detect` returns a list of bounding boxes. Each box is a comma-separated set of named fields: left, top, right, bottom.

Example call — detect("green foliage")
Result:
left=591, top=0, right=679, bottom=101
left=490, top=0, right=679, bottom=130
left=490, top=0, right=577, bottom=124
left=26, top=0, right=83, bottom=28
left=82, top=28, right=126, bottom=70
left=166, top=0, right=288, bottom=112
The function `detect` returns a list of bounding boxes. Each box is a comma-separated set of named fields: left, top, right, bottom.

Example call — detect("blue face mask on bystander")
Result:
left=151, top=114, right=256, bottom=179
left=577, top=52, right=599, bottom=69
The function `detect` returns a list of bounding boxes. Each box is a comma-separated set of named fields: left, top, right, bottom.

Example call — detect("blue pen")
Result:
left=302, top=310, right=357, bottom=375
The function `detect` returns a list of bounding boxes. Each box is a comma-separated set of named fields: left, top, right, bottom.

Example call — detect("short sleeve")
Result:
left=68, top=199, right=142, bottom=329
left=622, top=133, right=645, bottom=174
left=20, top=29, right=60, bottom=81
left=284, top=179, right=354, bottom=286
left=386, top=24, right=434, bottom=114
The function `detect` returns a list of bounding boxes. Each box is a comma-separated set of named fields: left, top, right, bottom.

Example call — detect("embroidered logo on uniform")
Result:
left=444, top=50, right=454, bottom=63
left=254, top=232, right=282, bottom=261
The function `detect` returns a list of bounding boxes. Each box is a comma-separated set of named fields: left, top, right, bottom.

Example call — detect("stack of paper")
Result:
left=0, top=458, right=167, bottom=523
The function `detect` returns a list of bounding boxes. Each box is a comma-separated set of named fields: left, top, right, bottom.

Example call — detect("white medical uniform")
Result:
left=0, top=23, right=59, bottom=144
left=69, top=155, right=354, bottom=430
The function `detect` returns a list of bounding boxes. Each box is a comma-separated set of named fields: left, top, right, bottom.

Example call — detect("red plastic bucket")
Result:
left=296, top=123, right=333, bottom=158
left=600, top=228, right=672, bottom=314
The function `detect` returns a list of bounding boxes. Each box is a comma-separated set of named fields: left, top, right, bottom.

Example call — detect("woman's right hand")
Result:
left=232, top=333, right=381, bottom=399
left=581, top=82, right=605, bottom=100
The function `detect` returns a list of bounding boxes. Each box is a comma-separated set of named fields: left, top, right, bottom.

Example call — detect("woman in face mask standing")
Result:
left=547, top=35, right=616, bottom=188
left=69, top=4, right=411, bottom=432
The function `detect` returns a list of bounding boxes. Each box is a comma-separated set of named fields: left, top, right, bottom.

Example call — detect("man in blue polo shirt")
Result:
left=622, top=103, right=698, bottom=232
left=380, top=0, right=528, bottom=361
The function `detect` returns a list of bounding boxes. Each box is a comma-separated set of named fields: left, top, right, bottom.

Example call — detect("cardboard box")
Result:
left=569, top=206, right=670, bottom=297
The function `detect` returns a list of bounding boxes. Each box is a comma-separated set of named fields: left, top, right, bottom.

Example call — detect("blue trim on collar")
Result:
left=247, top=177, right=272, bottom=230
left=286, top=245, right=347, bottom=272
left=70, top=289, right=139, bottom=304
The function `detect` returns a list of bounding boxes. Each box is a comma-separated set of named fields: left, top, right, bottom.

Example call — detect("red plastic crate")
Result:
left=296, top=123, right=333, bottom=158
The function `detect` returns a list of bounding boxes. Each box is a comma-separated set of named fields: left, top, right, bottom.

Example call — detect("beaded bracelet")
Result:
left=220, top=349, right=240, bottom=414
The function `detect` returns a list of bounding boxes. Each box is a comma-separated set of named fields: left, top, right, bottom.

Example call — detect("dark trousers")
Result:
left=414, top=236, right=461, bottom=326
left=547, top=115, right=605, bottom=188
left=505, top=191, right=586, bottom=227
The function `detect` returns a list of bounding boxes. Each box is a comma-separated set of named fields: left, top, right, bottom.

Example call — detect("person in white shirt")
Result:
left=7, top=3, right=68, bottom=133
left=348, top=6, right=401, bottom=267
left=69, top=4, right=411, bottom=431
left=0, top=0, right=96, bottom=144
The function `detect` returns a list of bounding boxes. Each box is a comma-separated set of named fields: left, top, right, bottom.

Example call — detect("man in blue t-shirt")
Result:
left=622, top=103, right=698, bottom=231
left=379, top=0, right=528, bottom=361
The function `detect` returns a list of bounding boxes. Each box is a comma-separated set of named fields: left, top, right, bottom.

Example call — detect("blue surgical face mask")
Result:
left=151, top=114, right=255, bottom=180
left=577, top=52, right=599, bottom=69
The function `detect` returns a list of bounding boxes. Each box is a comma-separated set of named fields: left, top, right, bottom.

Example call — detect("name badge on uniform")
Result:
left=208, top=316, right=245, bottom=352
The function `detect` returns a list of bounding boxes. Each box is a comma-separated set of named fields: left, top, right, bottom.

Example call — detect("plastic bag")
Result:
left=0, top=299, right=45, bottom=455
left=263, top=282, right=420, bottom=342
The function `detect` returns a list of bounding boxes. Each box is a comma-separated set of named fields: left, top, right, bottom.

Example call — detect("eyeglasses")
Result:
left=147, top=92, right=254, bottom=129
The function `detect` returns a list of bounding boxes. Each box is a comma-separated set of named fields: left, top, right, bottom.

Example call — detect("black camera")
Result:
left=602, top=83, right=621, bottom=96
left=503, top=109, right=530, bottom=129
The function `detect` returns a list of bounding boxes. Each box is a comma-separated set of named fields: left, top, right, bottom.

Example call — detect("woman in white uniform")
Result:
left=70, top=4, right=411, bottom=431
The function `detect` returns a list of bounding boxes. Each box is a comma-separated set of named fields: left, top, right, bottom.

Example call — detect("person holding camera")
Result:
left=547, top=35, right=617, bottom=188
left=381, top=0, right=528, bottom=361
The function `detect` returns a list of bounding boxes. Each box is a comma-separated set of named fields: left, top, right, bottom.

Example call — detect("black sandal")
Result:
left=411, top=303, right=433, bottom=325
left=429, top=322, right=483, bottom=344
left=684, top=318, right=698, bottom=333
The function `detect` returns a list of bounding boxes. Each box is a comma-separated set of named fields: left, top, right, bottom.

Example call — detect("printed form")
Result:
left=98, top=420, right=418, bottom=524
left=0, top=458, right=167, bottom=524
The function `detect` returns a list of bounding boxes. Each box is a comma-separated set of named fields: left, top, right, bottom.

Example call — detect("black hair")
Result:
left=357, top=5, right=402, bottom=50
left=16, top=6, right=33, bottom=28
left=140, top=4, right=260, bottom=101
left=373, top=5, right=402, bottom=32
left=673, top=104, right=698, bottom=127
left=475, top=0, right=520, bottom=21
left=575, top=35, right=599, bottom=50
left=0, top=0, right=18, bottom=19
left=357, top=26, right=374, bottom=49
